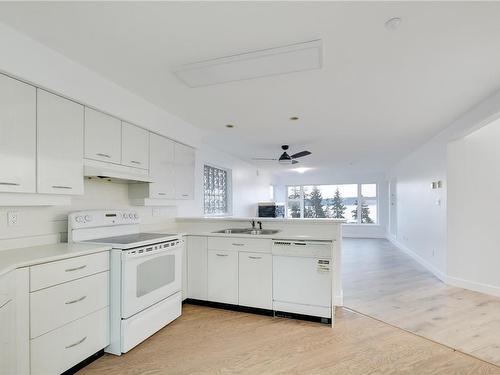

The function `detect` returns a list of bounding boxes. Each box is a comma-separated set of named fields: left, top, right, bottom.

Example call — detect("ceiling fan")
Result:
left=252, top=145, right=311, bottom=165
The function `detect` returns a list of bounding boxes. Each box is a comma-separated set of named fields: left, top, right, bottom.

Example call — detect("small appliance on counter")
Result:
left=258, top=201, right=285, bottom=218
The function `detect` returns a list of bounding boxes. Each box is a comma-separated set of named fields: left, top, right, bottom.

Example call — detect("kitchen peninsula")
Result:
left=175, top=217, right=344, bottom=326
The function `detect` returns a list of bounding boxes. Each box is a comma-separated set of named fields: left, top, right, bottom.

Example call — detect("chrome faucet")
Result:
left=250, top=220, right=256, bottom=229
left=257, top=221, right=263, bottom=230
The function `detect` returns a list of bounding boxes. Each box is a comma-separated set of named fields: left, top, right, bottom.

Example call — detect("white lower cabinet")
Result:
left=28, top=251, right=110, bottom=375
left=207, top=250, right=238, bottom=305
left=187, top=236, right=208, bottom=300
left=30, top=307, right=109, bottom=375
left=238, top=252, right=273, bottom=310
left=30, top=271, right=109, bottom=339
left=0, top=300, right=15, bottom=375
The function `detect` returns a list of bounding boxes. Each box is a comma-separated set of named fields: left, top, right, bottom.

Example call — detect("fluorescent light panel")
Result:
left=174, top=39, right=322, bottom=87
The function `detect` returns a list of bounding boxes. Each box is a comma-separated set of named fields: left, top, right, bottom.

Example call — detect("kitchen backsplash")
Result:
left=0, top=178, right=177, bottom=250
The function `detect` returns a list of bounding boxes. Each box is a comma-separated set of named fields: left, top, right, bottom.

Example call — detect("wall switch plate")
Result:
left=7, top=211, right=19, bottom=226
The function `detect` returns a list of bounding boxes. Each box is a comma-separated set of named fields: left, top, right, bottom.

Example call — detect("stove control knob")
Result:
left=134, top=213, right=139, bottom=220
left=75, top=216, right=84, bottom=223
left=122, top=213, right=128, bottom=219
left=84, top=215, right=92, bottom=222
left=128, top=213, right=134, bottom=219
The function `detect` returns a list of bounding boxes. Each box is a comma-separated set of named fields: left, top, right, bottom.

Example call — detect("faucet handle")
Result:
left=257, top=221, right=263, bottom=230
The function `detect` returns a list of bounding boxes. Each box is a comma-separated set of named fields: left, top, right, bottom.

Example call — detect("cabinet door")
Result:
left=84, top=107, right=121, bottom=164
left=37, top=90, right=84, bottom=195
left=207, top=250, right=238, bottom=305
left=0, top=74, right=36, bottom=193
left=174, top=143, right=195, bottom=200
left=187, top=236, right=207, bottom=300
left=121, top=122, right=149, bottom=169
left=149, top=133, right=175, bottom=198
left=182, top=239, right=188, bottom=301
left=239, top=252, right=272, bottom=310
left=0, top=301, right=15, bottom=375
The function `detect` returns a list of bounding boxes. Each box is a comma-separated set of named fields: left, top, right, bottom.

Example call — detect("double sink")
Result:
left=212, top=228, right=280, bottom=236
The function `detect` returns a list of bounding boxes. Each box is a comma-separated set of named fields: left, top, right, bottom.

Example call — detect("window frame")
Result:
left=203, top=163, right=232, bottom=216
left=285, top=183, right=378, bottom=224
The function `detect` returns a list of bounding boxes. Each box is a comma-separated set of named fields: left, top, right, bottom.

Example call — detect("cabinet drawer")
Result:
left=30, top=271, right=109, bottom=339
left=208, top=237, right=271, bottom=253
left=30, top=307, right=109, bottom=375
left=30, top=251, right=109, bottom=292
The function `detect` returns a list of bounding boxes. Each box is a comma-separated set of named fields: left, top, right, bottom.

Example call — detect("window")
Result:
left=286, top=183, right=378, bottom=224
left=204, top=165, right=230, bottom=215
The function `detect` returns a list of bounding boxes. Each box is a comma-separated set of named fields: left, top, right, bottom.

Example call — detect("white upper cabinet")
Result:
left=121, top=122, right=149, bottom=169
left=84, top=107, right=121, bottom=164
left=0, top=74, right=36, bottom=193
left=37, top=90, right=84, bottom=195
left=149, top=133, right=175, bottom=198
left=174, top=143, right=195, bottom=200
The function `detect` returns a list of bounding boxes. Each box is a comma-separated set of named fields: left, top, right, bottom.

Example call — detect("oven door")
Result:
left=121, top=246, right=182, bottom=319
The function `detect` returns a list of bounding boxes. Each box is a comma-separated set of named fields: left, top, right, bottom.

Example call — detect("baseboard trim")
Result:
left=386, top=235, right=447, bottom=282
left=447, top=275, right=500, bottom=298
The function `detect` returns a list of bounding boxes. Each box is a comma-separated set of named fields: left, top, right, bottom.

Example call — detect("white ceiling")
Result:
left=1, top=1, right=500, bottom=175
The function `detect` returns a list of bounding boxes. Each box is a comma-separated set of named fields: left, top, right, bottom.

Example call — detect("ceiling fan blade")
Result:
left=291, top=150, right=311, bottom=159
left=252, top=157, right=277, bottom=161
left=292, top=160, right=299, bottom=164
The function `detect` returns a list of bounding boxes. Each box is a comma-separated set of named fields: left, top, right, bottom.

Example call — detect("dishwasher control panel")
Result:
left=272, top=240, right=332, bottom=258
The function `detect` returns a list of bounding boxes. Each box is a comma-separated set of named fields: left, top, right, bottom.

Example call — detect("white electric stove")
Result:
left=68, top=210, right=183, bottom=355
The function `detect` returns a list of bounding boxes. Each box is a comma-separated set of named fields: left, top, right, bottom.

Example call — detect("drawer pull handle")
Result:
left=158, top=192, right=167, bottom=196
left=96, top=153, right=111, bottom=158
left=232, top=243, right=244, bottom=246
left=0, top=182, right=20, bottom=186
left=65, top=336, right=87, bottom=349
left=249, top=256, right=262, bottom=259
left=216, top=253, right=228, bottom=257
left=52, top=185, right=72, bottom=189
left=130, top=160, right=141, bottom=165
left=65, top=295, right=87, bottom=305
left=65, top=265, right=87, bottom=272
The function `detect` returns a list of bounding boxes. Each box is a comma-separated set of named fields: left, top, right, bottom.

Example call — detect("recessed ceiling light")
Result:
left=385, top=17, right=402, bottom=30
left=290, top=116, right=299, bottom=121
left=225, top=124, right=235, bottom=128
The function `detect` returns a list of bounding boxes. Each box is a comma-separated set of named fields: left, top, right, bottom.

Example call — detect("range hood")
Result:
left=84, top=159, right=154, bottom=183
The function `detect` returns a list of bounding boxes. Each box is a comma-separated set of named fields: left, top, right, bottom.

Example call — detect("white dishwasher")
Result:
left=272, top=240, right=332, bottom=320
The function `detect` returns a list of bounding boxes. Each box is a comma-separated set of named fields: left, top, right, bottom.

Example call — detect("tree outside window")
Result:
left=285, top=183, right=377, bottom=224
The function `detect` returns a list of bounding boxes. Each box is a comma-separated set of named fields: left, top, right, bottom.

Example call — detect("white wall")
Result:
left=0, top=22, right=272, bottom=249
left=272, top=169, right=388, bottom=238
left=176, top=144, right=273, bottom=218
left=387, top=86, right=500, bottom=283
left=447, top=118, right=500, bottom=296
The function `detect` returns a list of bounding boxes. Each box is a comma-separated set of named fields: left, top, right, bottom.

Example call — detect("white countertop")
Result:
left=175, top=231, right=335, bottom=241
left=176, top=216, right=345, bottom=224
left=0, top=242, right=112, bottom=277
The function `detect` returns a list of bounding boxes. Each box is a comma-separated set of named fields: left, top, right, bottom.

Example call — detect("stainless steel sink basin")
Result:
left=212, top=228, right=281, bottom=235
left=246, top=229, right=281, bottom=235
left=213, top=228, right=252, bottom=234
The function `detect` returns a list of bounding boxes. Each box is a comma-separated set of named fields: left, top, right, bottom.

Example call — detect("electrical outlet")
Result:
left=432, top=249, right=436, bottom=257
left=152, top=208, right=161, bottom=217
left=7, top=211, right=19, bottom=226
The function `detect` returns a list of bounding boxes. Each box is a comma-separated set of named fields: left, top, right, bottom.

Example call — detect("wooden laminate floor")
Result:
left=79, top=304, right=500, bottom=375
left=343, top=238, right=500, bottom=367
